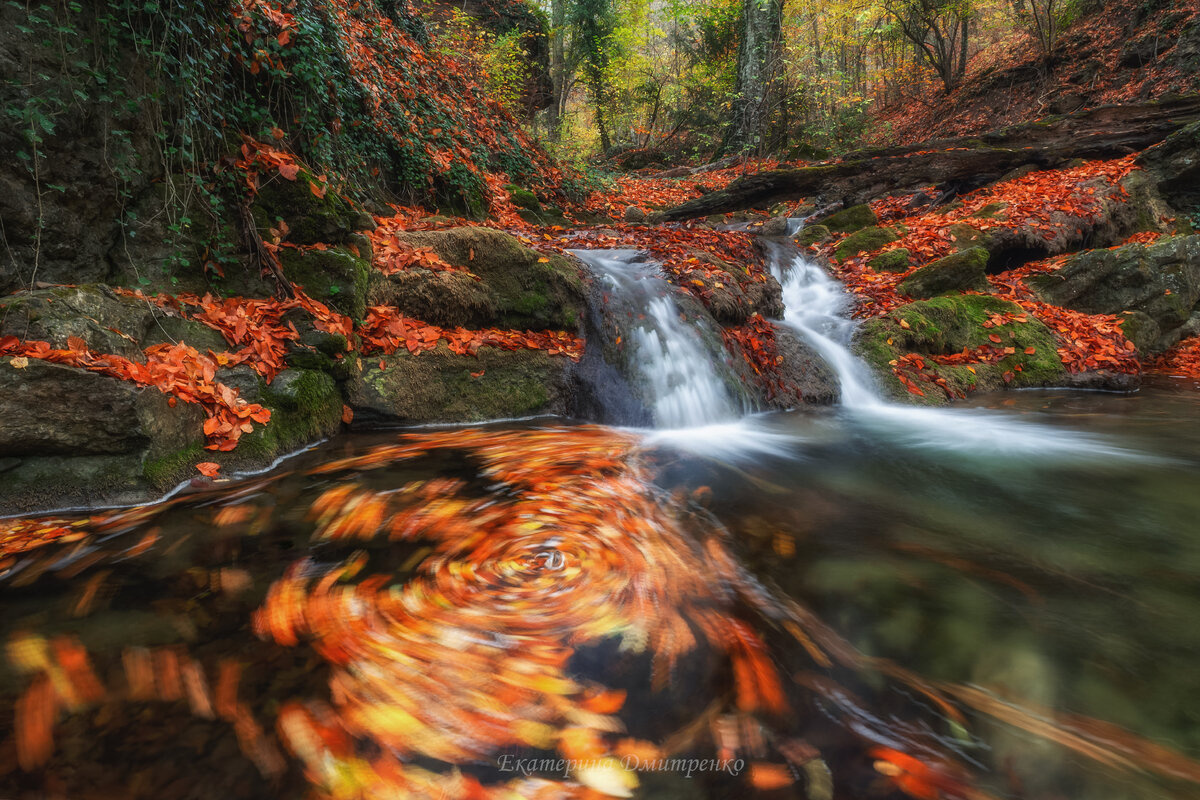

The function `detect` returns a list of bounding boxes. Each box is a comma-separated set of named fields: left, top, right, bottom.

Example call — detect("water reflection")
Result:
left=2, top=387, right=1200, bottom=799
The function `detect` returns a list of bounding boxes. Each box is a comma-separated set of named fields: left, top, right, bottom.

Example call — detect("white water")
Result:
left=570, top=249, right=741, bottom=429
left=768, top=240, right=1153, bottom=461
left=572, top=238, right=1151, bottom=463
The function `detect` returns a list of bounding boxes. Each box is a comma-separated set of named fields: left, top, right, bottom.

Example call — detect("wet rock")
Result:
left=758, top=216, right=790, bottom=237
left=1027, top=235, right=1200, bottom=350
left=393, top=226, right=587, bottom=331
left=348, top=345, right=573, bottom=424
left=833, top=226, right=898, bottom=263
left=1, top=285, right=151, bottom=359
left=680, top=249, right=784, bottom=324
left=898, top=247, right=991, bottom=299
left=773, top=327, right=839, bottom=405
left=0, top=358, right=205, bottom=513
left=817, top=203, right=878, bottom=234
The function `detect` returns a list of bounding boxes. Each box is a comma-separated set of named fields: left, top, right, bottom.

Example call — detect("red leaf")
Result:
left=195, top=462, right=221, bottom=477
left=278, top=163, right=300, bottom=181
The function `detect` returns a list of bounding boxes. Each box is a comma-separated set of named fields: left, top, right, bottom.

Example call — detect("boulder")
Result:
left=0, top=284, right=227, bottom=359
left=623, top=205, right=649, bottom=223
left=1027, top=235, right=1200, bottom=349
left=759, top=216, right=791, bottom=237
left=1136, top=119, right=1200, bottom=212
left=796, top=224, right=831, bottom=247
left=818, top=203, right=878, bottom=234
left=348, top=345, right=574, bottom=424
left=280, top=246, right=371, bottom=321
left=854, top=294, right=1071, bottom=405
left=833, top=226, right=899, bottom=262
left=0, top=358, right=205, bottom=512
left=898, top=247, right=990, bottom=299
left=773, top=327, right=839, bottom=405
left=389, top=226, right=587, bottom=331
left=868, top=248, right=911, bottom=273
left=679, top=249, right=784, bottom=325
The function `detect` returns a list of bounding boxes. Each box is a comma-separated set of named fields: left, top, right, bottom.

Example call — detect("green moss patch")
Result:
left=898, top=247, right=991, bottom=299
left=854, top=294, right=1067, bottom=405
left=834, top=226, right=898, bottom=262
left=819, top=203, right=878, bottom=234
left=868, top=248, right=911, bottom=273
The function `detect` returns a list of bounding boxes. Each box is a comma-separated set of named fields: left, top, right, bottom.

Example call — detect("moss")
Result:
left=353, top=345, right=566, bottom=422
left=969, top=202, right=1008, bottom=220
left=868, top=248, right=911, bottom=273
left=819, top=203, right=878, bottom=234
left=796, top=224, right=831, bottom=247
left=235, top=369, right=342, bottom=464
left=834, top=226, right=898, bottom=262
left=854, top=294, right=1066, bottom=405
left=252, top=169, right=370, bottom=246
left=947, top=223, right=995, bottom=251
left=504, top=184, right=542, bottom=211
left=398, top=227, right=586, bottom=331
left=142, top=442, right=205, bottom=489
left=280, top=247, right=370, bottom=320
left=898, top=247, right=990, bottom=298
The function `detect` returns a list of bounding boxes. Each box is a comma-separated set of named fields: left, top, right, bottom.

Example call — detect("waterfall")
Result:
left=571, top=249, right=743, bottom=429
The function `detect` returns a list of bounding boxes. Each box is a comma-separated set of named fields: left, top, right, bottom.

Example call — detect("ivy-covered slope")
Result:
left=0, top=0, right=563, bottom=294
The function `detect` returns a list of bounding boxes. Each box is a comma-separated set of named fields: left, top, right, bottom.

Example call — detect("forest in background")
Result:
left=450, top=0, right=1198, bottom=166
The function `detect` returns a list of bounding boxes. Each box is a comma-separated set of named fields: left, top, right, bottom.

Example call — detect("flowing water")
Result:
left=4, top=244, right=1200, bottom=800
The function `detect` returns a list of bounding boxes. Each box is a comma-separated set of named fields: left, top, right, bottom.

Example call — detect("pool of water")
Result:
left=3, top=379, right=1200, bottom=800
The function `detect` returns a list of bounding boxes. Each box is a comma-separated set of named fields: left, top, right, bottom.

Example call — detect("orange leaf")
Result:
left=196, top=462, right=221, bottom=477
left=278, top=163, right=300, bottom=181
left=341, top=404, right=354, bottom=424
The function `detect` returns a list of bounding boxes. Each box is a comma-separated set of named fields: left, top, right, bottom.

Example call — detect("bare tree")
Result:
left=884, top=0, right=974, bottom=94
left=719, top=0, right=788, bottom=156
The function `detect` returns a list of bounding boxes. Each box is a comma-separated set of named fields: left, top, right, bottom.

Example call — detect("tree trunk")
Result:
left=656, top=97, right=1200, bottom=221
left=547, top=0, right=567, bottom=140
left=720, top=0, right=786, bottom=157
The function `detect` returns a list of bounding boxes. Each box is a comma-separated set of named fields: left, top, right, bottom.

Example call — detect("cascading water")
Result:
left=570, top=249, right=744, bottom=429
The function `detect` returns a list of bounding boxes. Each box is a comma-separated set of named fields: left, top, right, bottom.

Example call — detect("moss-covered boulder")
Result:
left=0, top=284, right=228, bottom=358
left=394, top=227, right=586, bottom=331
left=280, top=247, right=370, bottom=321
left=232, top=368, right=343, bottom=466
left=947, top=223, right=995, bottom=252
left=854, top=295, right=1068, bottom=405
left=898, top=247, right=991, bottom=299
left=834, top=226, right=898, bottom=262
left=369, top=269, right=497, bottom=329
left=868, top=248, right=911, bottom=273
left=818, top=203, right=878, bottom=234
left=348, top=345, right=573, bottom=424
left=796, top=224, right=831, bottom=247
left=678, top=248, right=784, bottom=324
left=504, top=184, right=542, bottom=211
left=251, top=169, right=374, bottom=247
left=0, top=358, right=205, bottom=513
left=1027, top=235, right=1200, bottom=350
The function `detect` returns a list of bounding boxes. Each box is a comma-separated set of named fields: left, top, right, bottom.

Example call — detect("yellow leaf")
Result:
left=10, top=356, right=29, bottom=369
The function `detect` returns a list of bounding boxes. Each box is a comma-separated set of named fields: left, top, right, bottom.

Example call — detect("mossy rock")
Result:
left=397, top=227, right=586, bottom=331
left=251, top=169, right=373, bottom=246
left=969, top=202, right=1009, bottom=220
left=947, top=223, right=996, bottom=251
left=0, top=284, right=157, bottom=359
left=233, top=368, right=342, bottom=465
left=796, top=224, right=831, bottom=247
left=898, top=247, right=991, bottom=299
left=853, top=294, right=1067, bottom=405
left=349, top=345, right=572, bottom=424
left=868, top=248, right=911, bottom=273
left=818, top=203, right=878, bottom=235
left=504, top=184, right=542, bottom=211
left=834, top=226, right=898, bottom=263
left=1118, top=311, right=1160, bottom=354
left=280, top=247, right=370, bottom=321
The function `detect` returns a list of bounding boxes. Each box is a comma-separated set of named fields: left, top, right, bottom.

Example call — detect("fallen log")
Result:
left=656, top=96, right=1200, bottom=222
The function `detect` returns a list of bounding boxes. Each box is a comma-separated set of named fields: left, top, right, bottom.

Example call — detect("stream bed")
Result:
left=3, top=379, right=1200, bottom=800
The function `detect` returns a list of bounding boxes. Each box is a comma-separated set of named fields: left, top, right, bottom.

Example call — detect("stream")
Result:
left=3, top=245, right=1200, bottom=800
